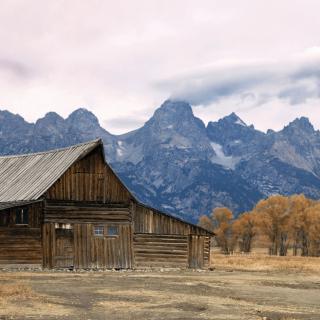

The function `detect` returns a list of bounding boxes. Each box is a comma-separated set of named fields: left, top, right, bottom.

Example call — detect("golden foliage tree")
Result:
left=287, top=194, right=312, bottom=256
left=198, top=208, right=234, bottom=254
left=300, top=203, right=320, bottom=256
left=198, top=194, right=320, bottom=256
left=308, top=204, right=320, bottom=256
left=252, top=195, right=290, bottom=255
left=211, top=207, right=234, bottom=254
left=198, top=215, right=214, bottom=232
left=232, top=212, right=257, bottom=253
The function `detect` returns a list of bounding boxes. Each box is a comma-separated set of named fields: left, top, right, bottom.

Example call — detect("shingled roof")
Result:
left=0, top=139, right=102, bottom=202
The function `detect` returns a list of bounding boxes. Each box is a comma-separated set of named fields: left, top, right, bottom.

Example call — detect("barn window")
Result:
left=55, top=223, right=72, bottom=229
left=107, top=226, right=119, bottom=236
left=94, top=225, right=104, bottom=236
left=15, top=207, right=29, bottom=225
left=0, top=211, right=9, bottom=227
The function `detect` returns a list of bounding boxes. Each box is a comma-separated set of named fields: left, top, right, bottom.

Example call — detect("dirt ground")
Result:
left=0, top=266, right=320, bottom=320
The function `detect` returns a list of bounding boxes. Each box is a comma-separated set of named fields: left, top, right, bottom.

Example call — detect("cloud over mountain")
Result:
left=0, top=1, right=320, bottom=133
left=158, top=48, right=320, bottom=108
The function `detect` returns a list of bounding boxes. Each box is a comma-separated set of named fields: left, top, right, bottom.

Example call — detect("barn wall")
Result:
left=133, top=233, right=211, bottom=269
left=133, top=234, right=189, bottom=268
left=188, top=235, right=211, bottom=269
left=0, top=203, right=42, bottom=265
left=43, top=223, right=133, bottom=269
left=42, top=203, right=133, bottom=269
left=134, top=204, right=209, bottom=235
left=42, top=202, right=211, bottom=270
left=74, top=223, right=133, bottom=269
left=44, top=202, right=131, bottom=224
left=204, top=236, right=210, bottom=268
left=45, top=147, right=131, bottom=204
left=133, top=204, right=211, bottom=269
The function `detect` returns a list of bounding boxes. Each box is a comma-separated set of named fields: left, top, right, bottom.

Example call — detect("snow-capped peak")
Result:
left=235, top=118, right=246, bottom=126
left=224, top=112, right=247, bottom=127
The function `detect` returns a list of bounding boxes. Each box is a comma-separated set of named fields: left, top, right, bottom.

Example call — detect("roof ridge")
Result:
left=0, top=138, right=102, bottom=159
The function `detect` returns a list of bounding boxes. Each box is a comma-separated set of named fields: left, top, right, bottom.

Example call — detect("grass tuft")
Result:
left=0, top=283, right=34, bottom=302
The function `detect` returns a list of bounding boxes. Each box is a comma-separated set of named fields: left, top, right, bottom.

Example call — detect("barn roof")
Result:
left=0, top=139, right=101, bottom=202
left=0, top=200, right=43, bottom=211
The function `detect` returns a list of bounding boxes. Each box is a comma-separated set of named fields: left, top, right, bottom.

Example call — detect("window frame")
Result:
left=93, top=225, right=104, bottom=237
left=15, top=207, right=29, bottom=226
left=93, top=225, right=119, bottom=237
left=106, top=225, right=119, bottom=237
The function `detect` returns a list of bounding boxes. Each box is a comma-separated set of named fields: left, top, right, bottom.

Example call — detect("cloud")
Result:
left=0, top=58, right=32, bottom=79
left=103, top=116, right=147, bottom=133
left=157, top=49, right=320, bottom=108
left=278, top=85, right=319, bottom=105
left=0, top=0, right=320, bottom=133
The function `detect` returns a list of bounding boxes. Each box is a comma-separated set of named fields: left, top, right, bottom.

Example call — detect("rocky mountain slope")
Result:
left=1, top=100, right=320, bottom=222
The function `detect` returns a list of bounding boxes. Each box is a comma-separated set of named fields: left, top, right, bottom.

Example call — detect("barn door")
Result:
left=188, top=235, right=204, bottom=269
left=54, top=225, right=74, bottom=268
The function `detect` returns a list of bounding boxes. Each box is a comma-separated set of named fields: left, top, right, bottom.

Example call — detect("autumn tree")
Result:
left=198, top=215, right=214, bottom=232
left=299, top=203, right=320, bottom=256
left=198, top=194, right=320, bottom=257
left=211, top=207, right=234, bottom=254
left=287, top=194, right=312, bottom=256
left=253, top=195, right=290, bottom=256
left=232, top=212, right=257, bottom=253
left=307, top=203, right=320, bottom=256
left=198, top=207, right=234, bottom=254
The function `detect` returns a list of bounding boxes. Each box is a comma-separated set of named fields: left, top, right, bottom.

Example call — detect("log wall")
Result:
left=0, top=203, right=42, bottom=265
left=188, top=235, right=211, bottom=269
left=203, top=236, right=210, bottom=268
left=134, top=204, right=210, bottom=236
left=133, top=234, right=189, bottom=268
left=44, top=202, right=131, bottom=224
left=133, top=233, right=211, bottom=269
left=133, top=204, right=211, bottom=269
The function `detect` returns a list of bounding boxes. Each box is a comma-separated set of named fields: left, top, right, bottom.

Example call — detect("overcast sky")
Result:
left=0, top=0, right=319, bottom=134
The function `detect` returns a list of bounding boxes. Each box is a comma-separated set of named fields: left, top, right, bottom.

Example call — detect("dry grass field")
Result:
left=212, top=252, right=320, bottom=273
left=0, top=254, right=319, bottom=320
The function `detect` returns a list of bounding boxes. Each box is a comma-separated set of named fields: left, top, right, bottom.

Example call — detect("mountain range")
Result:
left=1, top=100, right=320, bottom=223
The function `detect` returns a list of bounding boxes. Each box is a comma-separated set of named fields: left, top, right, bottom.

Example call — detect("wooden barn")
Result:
left=0, top=139, right=213, bottom=270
